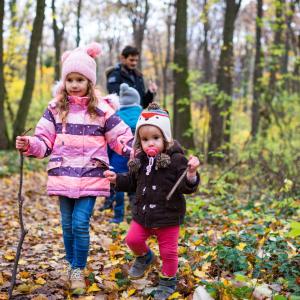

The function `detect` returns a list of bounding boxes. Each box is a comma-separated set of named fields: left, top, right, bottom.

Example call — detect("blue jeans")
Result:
left=107, top=190, right=124, bottom=221
left=59, top=196, right=96, bottom=269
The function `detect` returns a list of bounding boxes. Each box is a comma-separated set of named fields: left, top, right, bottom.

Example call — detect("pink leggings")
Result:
left=125, top=220, right=180, bottom=277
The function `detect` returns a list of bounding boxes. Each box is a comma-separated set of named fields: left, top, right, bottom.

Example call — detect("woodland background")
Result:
left=0, top=0, right=299, bottom=299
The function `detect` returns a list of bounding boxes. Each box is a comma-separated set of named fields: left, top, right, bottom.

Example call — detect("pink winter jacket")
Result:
left=23, top=96, right=133, bottom=198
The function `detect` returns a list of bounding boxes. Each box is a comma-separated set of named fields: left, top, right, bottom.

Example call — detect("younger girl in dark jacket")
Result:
left=104, top=103, right=200, bottom=300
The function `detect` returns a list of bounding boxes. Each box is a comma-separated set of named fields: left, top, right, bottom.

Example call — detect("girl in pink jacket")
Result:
left=15, top=43, right=133, bottom=291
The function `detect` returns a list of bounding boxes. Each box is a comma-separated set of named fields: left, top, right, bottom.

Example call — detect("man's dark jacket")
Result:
left=106, top=63, right=154, bottom=109
left=115, top=142, right=200, bottom=228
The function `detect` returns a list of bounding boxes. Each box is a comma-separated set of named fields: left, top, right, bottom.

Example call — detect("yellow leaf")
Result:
left=4, top=253, right=15, bottom=261
left=128, top=288, right=136, bottom=296
left=0, top=273, right=4, bottom=285
left=221, top=278, right=231, bottom=287
left=35, top=277, right=46, bottom=285
left=193, top=239, right=202, bottom=246
left=19, top=259, right=26, bottom=265
left=109, top=268, right=122, bottom=281
left=169, top=292, right=182, bottom=299
left=40, top=264, right=49, bottom=269
left=178, top=246, right=186, bottom=255
left=71, top=287, right=85, bottom=295
left=87, top=283, right=101, bottom=293
left=221, top=294, right=232, bottom=300
left=109, top=244, right=120, bottom=252
left=193, top=269, right=206, bottom=278
left=236, top=242, right=247, bottom=251
left=258, top=237, right=266, bottom=247
left=180, top=227, right=186, bottom=237
left=16, top=283, right=31, bottom=293
left=20, top=271, right=30, bottom=279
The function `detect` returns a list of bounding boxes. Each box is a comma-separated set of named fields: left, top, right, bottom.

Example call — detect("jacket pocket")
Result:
left=46, top=157, right=63, bottom=171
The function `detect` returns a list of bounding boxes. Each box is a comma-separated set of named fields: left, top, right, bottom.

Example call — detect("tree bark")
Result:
left=208, top=0, right=241, bottom=163
left=162, top=4, right=173, bottom=108
left=131, top=0, right=149, bottom=70
left=202, top=0, right=212, bottom=85
left=292, top=34, right=300, bottom=94
left=52, top=0, right=64, bottom=81
left=173, top=0, right=194, bottom=149
left=0, top=0, right=10, bottom=149
left=76, top=0, right=82, bottom=47
left=261, top=0, right=284, bottom=134
left=13, top=0, right=46, bottom=139
left=251, top=0, right=263, bottom=137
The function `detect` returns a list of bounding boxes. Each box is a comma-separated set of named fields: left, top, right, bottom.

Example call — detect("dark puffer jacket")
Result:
left=115, top=142, right=200, bottom=228
left=106, top=63, right=154, bottom=109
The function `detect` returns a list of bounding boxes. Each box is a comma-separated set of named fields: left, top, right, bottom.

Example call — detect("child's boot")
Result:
left=128, top=250, right=155, bottom=279
left=153, top=275, right=177, bottom=300
left=70, top=268, right=86, bottom=290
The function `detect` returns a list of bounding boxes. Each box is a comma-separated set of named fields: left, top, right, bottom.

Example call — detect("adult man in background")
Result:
left=106, top=45, right=157, bottom=108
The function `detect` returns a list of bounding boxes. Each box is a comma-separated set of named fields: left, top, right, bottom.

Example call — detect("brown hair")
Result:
left=56, top=81, right=98, bottom=126
left=134, top=125, right=173, bottom=153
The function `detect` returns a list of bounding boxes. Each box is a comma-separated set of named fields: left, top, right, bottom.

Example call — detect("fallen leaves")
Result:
left=0, top=171, right=299, bottom=299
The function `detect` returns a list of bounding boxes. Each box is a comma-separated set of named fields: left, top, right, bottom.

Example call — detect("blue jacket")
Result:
left=108, top=106, right=142, bottom=173
left=106, top=63, right=154, bottom=109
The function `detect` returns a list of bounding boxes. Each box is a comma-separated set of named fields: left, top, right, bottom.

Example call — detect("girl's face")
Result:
left=139, top=125, right=164, bottom=155
left=65, top=72, right=89, bottom=97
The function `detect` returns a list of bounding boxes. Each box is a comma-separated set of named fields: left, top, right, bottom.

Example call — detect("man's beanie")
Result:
left=119, top=83, right=141, bottom=107
left=61, top=42, right=102, bottom=85
left=134, top=103, right=172, bottom=147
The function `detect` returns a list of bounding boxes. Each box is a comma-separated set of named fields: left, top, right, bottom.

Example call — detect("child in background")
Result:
left=104, top=103, right=200, bottom=300
left=100, top=83, right=142, bottom=223
left=15, top=43, right=133, bottom=290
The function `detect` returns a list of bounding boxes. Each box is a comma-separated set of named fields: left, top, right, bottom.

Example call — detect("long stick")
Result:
left=166, top=168, right=188, bottom=201
left=8, top=129, right=31, bottom=299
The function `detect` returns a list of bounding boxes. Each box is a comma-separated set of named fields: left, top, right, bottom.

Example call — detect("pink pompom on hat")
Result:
left=61, top=42, right=102, bottom=85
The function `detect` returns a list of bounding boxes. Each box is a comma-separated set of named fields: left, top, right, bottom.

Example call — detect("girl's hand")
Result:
left=187, top=155, right=200, bottom=176
left=104, top=170, right=117, bottom=184
left=16, top=136, right=30, bottom=151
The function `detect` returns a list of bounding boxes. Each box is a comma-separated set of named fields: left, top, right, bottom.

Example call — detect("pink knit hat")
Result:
left=61, top=42, right=102, bottom=85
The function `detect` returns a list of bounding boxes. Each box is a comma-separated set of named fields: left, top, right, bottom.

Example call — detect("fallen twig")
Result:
left=8, top=128, right=31, bottom=299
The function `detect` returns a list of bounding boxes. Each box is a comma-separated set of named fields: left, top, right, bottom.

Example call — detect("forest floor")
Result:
left=0, top=169, right=299, bottom=300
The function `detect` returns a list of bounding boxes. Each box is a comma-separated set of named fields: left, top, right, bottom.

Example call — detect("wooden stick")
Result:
left=166, top=168, right=188, bottom=201
left=8, top=129, right=31, bottom=299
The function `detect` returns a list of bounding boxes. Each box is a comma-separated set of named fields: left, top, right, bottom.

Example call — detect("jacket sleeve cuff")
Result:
left=185, top=172, right=200, bottom=191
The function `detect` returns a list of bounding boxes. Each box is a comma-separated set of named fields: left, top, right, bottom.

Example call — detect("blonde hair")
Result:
left=56, top=80, right=98, bottom=126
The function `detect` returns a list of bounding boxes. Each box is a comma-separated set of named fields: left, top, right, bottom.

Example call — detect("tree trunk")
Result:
left=292, top=34, right=300, bottom=94
left=76, top=0, right=82, bottom=47
left=261, top=0, right=284, bottom=134
left=173, top=0, right=194, bottom=149
left=251, top=0, right=263, bottom=137
left=0, top=0, right=10, bottom=149
left=208, top=0, right=241, bottom=163
left=282, top=0, right=296, bottom=91
left=13, top=0, right=46, bottom=139
left=131, top=0, right=149, bottom=70
left=52, top=0, right=64, bottom=81
left=162, top=5, right=173, bottom=108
